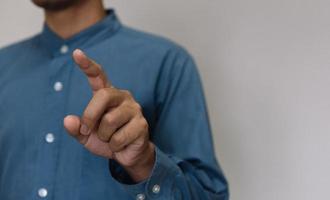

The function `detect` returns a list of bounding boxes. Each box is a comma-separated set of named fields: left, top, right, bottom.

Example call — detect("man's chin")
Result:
left=31, top=0, right=81, bottom=11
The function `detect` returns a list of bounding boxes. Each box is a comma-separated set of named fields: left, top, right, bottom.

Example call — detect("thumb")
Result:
left=64, top=115, right=88, bottom=144
left=64, top=114, right=114, bottom=159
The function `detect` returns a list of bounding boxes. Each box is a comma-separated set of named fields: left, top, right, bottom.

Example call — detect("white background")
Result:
left=1, top=1, right=330, bottom=200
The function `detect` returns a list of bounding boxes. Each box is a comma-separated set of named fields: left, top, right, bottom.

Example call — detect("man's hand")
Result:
left=63, top=49, right=155, bottom=182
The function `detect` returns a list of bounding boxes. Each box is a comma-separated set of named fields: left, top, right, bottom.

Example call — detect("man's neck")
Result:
left=45, top=1, right=106, bottom=39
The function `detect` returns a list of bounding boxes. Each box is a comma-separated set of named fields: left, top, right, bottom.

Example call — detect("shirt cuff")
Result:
left=109, top=146, right=181, bottom=199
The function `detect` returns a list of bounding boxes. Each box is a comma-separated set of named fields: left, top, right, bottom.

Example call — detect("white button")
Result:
left=54, top=81, right=63, bottom=92
left=38, top=188, right=48, bottom=198
left=136, top=193, right=145, bottom=200
left=152, top=184, right=160, bottom=194
left=60, top=45, right=69, bottom=54
left=45, top=133, right=55, bottom=143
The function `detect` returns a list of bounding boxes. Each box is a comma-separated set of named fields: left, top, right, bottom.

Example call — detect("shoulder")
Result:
left=114, top=25, right=192, bottom=60
left=0, top=35, right=41, bottom=78
left=0, top=35, right=39, bottom=62
left=0, top=36, right=38, bottom=54
left=118, top=26, right=200, bottom=76
left=118, top=26, right=177, bottom=49
left=0, top=35, right=40, bottom=74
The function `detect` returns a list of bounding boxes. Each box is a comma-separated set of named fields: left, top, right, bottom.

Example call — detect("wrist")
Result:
left=125, top=142, right=155, bottom=182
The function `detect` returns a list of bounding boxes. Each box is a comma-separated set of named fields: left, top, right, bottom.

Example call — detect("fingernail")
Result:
left=80, top=124, right=90, bottom=135
left=79, top=49, right=85, bottom=56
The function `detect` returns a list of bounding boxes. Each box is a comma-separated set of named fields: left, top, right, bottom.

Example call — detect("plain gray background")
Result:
left=1, top=1, right=330, bottom=200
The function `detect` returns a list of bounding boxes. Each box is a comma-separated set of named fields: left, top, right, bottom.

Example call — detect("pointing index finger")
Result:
left=73, top=49, right=111, bottom=91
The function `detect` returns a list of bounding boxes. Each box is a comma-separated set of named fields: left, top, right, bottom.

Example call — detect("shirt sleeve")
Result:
left=109, top=46, right=229, bottom=200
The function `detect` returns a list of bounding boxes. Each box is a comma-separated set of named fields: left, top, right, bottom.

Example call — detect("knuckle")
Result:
left=122, top=100, right=141, bottom=114
left=104, top=113, right=114, bottom=123
left=133, top=117, right=148, bottom=134
left=109, top=134, right=125, bottom=150
left=133, top=102, right=142, bottom=112
left=139, top=118, right=149, bottom=132
left=122, top=90, right=132, bottom=98
left=104, top=113, right=119, bottom=128
left=96, top=88, right=110, bottom=98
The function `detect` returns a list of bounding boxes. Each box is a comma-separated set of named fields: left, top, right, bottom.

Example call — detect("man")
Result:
left=0, top=0, right=228, bottom=199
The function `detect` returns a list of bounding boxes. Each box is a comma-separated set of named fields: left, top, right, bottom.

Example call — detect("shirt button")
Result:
left=152, top=184, right=160, bottom=194
left=136, top=193, right=145, bottom=200
left=45, top=133, right=55, bottom=143
left=38, top=188, right=48, bottom=198
left=54, top=81, right=63, bottom=92
left=60, top=44, right=69, bottom=54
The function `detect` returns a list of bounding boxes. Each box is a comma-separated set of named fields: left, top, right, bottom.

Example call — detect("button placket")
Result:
left=45, top=133, right=55, bottom=143
left=36, top=52, right=71, bottom=200
left=136, top=193, right=145, bottom=200
left=38, top=188, right=48, bottom=198
left=53, top=81, right=63, bottom=92
left=152, top=184, right=160, bottom=194
left=60, top=45, right=69, bottom=54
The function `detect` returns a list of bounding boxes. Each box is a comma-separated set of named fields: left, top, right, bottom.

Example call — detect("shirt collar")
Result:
left=39, top=9, right=121, bottom=57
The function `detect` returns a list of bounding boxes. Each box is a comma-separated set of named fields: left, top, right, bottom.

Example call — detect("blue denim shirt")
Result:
left=0, top=10, right=228, bottom=200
